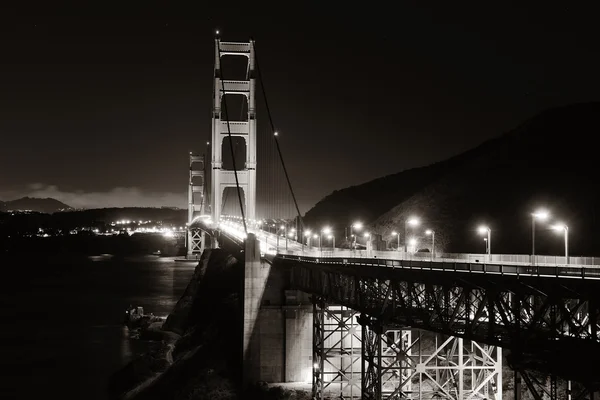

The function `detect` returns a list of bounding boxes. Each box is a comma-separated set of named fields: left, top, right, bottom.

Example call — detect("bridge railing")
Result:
left=277, top=254, right=600, bottom=280
left=214, top=221, right=600, bottom=267
left=274, top=248, right=600, bottom=267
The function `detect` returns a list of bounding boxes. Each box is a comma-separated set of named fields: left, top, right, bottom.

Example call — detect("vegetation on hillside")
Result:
left=304, top=102, right=600, bottom=256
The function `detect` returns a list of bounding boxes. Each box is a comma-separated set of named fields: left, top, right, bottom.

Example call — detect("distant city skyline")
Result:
left=1, top=4, right=599, bottom=212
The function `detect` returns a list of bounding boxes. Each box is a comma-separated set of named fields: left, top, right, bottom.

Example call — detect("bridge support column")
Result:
left=312, top=298, right=362, bottom=400
left=187, top=228, right=205, bottom=257
left=359, top=316, right=413, bottom=400
left=242, top=233, right=265, bottom=387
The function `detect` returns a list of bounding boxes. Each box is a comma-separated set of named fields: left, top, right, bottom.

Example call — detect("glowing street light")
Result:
left=322, top=227, right=334, bottom=251
left=405, top=217, right=420, bottom=252
left=425, top=229, right=435, bottom=259
left=478, top=226, right=491, bottom=257
left=391, top=231, right=400, bottom=251
left=351, top=222, right=362, bottom=250
left=304, top=230, right=312, bottom=246
left=408, top=238, right=417, bottom=253
left=551, top=223, right=569, bottom=264
left=327, top=234, right=335, bottom=250
left=532, top=209, right=550, bottom=265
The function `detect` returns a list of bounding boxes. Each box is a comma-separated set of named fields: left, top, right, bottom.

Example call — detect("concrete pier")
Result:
left=242, top=233, right=312, bottom=386
left=242, top=233, right=265, bottom=386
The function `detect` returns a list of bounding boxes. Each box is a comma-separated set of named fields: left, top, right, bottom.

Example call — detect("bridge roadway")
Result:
left=204, top=219, right=600, bottom=387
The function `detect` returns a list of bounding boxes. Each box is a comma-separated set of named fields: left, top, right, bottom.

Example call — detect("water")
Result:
left=0, top=254, right=196, bottom=400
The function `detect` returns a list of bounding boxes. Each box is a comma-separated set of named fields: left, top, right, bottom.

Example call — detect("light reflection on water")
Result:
left=0, top=255, right=196, bottom=400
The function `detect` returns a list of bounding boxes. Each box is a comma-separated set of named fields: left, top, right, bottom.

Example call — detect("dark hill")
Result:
left=0, top=197, right=72, bottom=213
left=304, top=102, right=600, bottom=256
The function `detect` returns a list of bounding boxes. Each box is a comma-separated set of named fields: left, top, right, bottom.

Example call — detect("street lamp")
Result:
left=364, top=232, right=371, bottom=255
left=322, top=227, right=334, bottom=251
left=425, top=229, right=435, bottom=259
left=314, top=233, right=321, bottom=253
left=391, top=231, right=400, bottom=250
left=351, top=222, right=362, bottom=250
left=304, top=230, right=312, bottom=247
left=551, top=223, right=569, bottom=264
left=532, top=209, right=550, bottom=265
left=405, top=217, right=420, bottom=252
left=478, top=226, right=491, bottom=258
left=408, top=238, right=417, bottom=253
left=280, top=224, right=289, bottom=250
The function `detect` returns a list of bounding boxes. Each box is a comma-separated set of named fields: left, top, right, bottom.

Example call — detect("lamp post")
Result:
left=281, top=224, right=288, bottom=251
left=478, top=226, right=491, bottom=260
left=364, top=232, right=371, bottom=256
left=304, top=230, right=311, bottom=247
left=315, top=234, right=322, bottom=255
left=405, top=217, right=420, bottom=252
left=322, top=227, right=333, bottom=254
left=351, top=222, right=362, bottom=250
left=276, top=226, right=282, bottom=252
left=551, top=223, right=569, bottom=264
left=392, top=231, right=400, bottom=251
left=532, top=209, right=550, bottom=265
left=408, top=238, right=417, bottom=254
left=425, top=229, right=435, bottom=260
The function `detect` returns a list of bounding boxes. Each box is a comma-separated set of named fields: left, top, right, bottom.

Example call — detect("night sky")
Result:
left=1, top=3, right=599, bottom=211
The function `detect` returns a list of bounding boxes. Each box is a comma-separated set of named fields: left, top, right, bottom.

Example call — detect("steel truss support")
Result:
left=513, top=370, right=598, bottom=400
left=360, top=315, right=501, bottom=400
left=187, top=152, right=205, bottom=256
left=285, top=257, right=600, bottom=387
left=313, top=297, right=362, bottom=400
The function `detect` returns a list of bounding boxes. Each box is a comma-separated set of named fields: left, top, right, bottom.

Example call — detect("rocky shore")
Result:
left=108, top=249, right=310, bottom=400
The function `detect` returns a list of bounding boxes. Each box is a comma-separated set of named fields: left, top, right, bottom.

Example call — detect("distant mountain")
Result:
left=304, top=102, right=600, bottom=256
left=0, top=197, right=73, bottom=213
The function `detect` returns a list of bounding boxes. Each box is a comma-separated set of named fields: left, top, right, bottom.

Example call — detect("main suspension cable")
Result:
left=217, top=37, right=247, bottom=234
left=251, top=39, right=304, bottom=231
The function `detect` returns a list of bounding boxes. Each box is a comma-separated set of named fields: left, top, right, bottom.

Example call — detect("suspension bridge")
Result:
left=183, top=36, right=600, bottom=400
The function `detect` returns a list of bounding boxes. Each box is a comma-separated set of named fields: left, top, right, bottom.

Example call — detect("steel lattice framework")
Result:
left=313, top=301, right=362, bottom=399
left=278, top=255, right=600, bottom=393
left=312, top=299, right=503, bottom=400
left=187, top=153, right=205, bottom=256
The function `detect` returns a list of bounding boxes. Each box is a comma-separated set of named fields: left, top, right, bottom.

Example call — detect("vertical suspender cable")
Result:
left=217, top=39, right=247, bottom=234
left=251, top=40, right=304, bottom=231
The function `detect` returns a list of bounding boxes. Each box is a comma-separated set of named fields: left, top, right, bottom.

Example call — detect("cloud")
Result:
left=2, top=184, right=187, bottom=209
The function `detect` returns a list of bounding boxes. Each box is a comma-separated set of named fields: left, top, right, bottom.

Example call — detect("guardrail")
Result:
left=273, top=248, right=600, bottom=268
left=214, top=223, right=600, bottom=267
left=277, top=254, right=600, bottom=280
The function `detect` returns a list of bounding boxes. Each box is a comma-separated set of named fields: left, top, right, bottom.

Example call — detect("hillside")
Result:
left=304, top=102, right=600, bottom=256
left=0, top=197, right=72, bottom=213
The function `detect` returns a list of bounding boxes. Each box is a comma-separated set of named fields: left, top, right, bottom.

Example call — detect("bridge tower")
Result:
left=187, top=152, right=206, bottom=256
left=211, top=38, right=257, bottom=224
